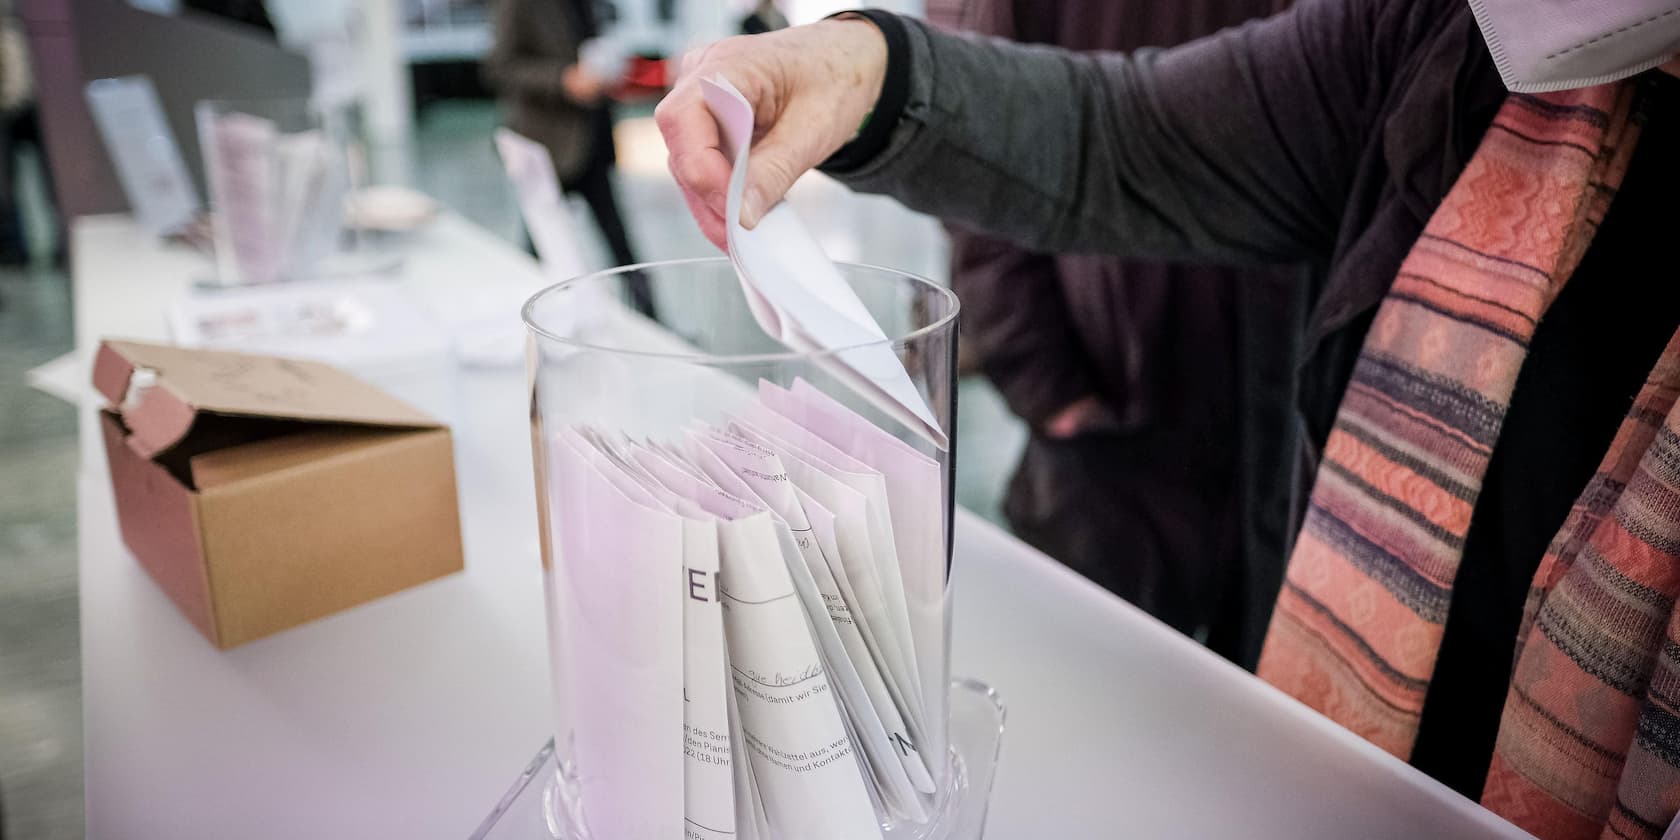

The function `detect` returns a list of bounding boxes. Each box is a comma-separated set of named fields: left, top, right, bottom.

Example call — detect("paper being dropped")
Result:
left=698, top=76, right=947, bottom=450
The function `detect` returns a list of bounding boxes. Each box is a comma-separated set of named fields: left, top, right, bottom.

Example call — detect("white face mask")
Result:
left=1468, top=0, right=1680, bottom=92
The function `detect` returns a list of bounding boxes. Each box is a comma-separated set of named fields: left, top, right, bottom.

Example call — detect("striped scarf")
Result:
left=1257, top=82, right=1680, bottom=839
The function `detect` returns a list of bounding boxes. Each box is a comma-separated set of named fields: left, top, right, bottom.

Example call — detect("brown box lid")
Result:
left=92, top=339, right=440, bottom=460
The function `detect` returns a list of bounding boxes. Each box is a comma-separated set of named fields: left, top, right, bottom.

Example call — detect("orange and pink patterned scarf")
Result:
left=1259, top=82, right=1680, bottom=839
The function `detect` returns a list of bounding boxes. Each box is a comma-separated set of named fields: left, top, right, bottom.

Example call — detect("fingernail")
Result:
left=742, top=187, right=766, bottom=228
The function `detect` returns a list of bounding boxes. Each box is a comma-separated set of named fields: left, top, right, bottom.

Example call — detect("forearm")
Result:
left=826, top=8, right=1366, bottom=266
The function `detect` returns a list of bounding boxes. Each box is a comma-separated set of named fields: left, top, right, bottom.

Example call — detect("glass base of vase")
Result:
left=469, top=678, right=1005, bottom=840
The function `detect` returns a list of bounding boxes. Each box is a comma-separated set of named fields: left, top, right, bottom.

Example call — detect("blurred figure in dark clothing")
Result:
left=0, top=11, right=47, bottom=266
left=180, top=0, right=276, bottom=37
left=739, top=0, right=788, bottom=36
left=950, top=0, right=1300, bottom=666
left=485, top=0, right=656, bottom=317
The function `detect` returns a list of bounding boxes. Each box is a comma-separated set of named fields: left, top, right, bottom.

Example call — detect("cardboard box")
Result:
left=92, top=340, right=465, bottom=649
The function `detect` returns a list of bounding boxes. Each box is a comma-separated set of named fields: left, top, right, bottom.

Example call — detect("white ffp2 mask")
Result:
left=1468, top=0, right=1680, bottom=92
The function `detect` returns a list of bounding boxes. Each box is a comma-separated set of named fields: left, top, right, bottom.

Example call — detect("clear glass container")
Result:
left=195, top=97, right=357, bottom=286
left=468, top=681, right=1004, bottom=840
left=521, top=259, right=998, bottom=839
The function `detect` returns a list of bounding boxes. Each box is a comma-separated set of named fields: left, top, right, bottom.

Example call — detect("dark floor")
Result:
left=0, top=263, right=82, bottom=840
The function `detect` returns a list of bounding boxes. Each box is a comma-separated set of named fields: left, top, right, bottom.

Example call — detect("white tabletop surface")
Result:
left=68, top=213, right=1531, bottom=839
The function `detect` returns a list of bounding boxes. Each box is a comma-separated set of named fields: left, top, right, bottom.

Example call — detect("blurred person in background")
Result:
left=0, top=6, right=44, bottom=267
left=181, top=0, right=276, bottom=36
left=948, top=0, right=1297, bottom=665
left=658, top=2, right=1680, bottom=835
left=739, top=0, right=788, bottom=36
left=485, top=0, right=656, bottom=316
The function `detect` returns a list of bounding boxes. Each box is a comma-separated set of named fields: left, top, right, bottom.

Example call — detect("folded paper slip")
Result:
left=539, top=379, right=954, bottom=838
left=700, top=76, right=947, bottom=450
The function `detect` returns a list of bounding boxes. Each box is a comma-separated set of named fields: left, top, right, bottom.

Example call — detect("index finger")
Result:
left=655, top=80, right=732, bottom=212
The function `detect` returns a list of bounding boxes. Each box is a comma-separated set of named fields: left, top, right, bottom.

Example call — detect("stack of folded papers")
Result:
left=200, top=107, right=347, bottom=285
left=544, top=378, right=949, bottom=840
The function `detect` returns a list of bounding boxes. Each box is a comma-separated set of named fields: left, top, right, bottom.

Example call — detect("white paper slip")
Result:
left=550, top=431, right=685, bottom=840
left=698, top=76, right=947, bottom=450
left=654, top=438, right=724, bottom=488
left=690, top=430, right=936, bottom=811
left=732, top=405, right=926, bottom=736
left=681, top=430, right=775, bottom=511
left=271, top=129, right=346, bottom=280
left=628, top=445, right=881, bottom=838
left=632, top=444, right=762, bottom=523
left=771, top=379, right=951, bottom=785
left=770, top=516, right=930, bottom=821
left=727, top=419, right=926, bottom=756
left=85, top=76, right=200, bottom=237
left=714, top=510, right=882, bottom=840
left=725, top=644, right=772, bottom=840
left=494, top=128, right=589, bottom=283
left=25, top=351, right=91, bottom=407
left=669, top=558, right=740, bottom=840
left=788, top=483, right=938, bottom=797
left=199, top=109, right=281, bottom=284
left=568, top=430, right=739, bottom=840
left=578, top=427, right=667, bottom=493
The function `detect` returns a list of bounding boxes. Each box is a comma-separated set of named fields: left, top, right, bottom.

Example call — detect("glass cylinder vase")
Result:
left=524, top=258, right=997, bottom=840
left=195, top=96, right=354, bottom=286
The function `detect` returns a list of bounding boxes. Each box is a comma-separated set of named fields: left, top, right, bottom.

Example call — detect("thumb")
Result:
left=740, top=151, right=800, bottom=230
left=739, top=117, right=829, bottom=228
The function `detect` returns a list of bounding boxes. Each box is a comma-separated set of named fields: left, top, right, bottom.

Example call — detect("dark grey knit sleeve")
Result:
left=827, top=0, right=1384, bottom=266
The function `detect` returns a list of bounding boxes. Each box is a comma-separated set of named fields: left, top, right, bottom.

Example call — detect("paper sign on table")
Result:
left=494, top=128, right=589, bottom=284
left=85, top=76, right=200, bottom=238
left=496, top=128, right=615, bottom=350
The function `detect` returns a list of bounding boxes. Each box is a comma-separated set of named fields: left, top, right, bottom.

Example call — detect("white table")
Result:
left=68, top=213, right=1529, bottom=839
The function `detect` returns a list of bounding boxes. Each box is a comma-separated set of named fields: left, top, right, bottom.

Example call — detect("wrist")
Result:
left=818, top=11, right=911, bottom=173
left=825, top=16, right=889, bottom=122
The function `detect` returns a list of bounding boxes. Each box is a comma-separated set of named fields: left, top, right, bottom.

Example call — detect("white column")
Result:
left=359, top=0, right=415, bottom=185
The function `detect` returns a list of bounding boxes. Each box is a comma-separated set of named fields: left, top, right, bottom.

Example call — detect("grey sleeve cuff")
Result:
left=820, top=15, right=941, bottom=187
left=816, top=0, right=1363, bottom=264
left=818, top=9, right=914, bottom=173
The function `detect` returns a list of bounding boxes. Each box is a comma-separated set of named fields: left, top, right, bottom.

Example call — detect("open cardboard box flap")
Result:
left=93, top=339, right=440, bottom=461
left=90, top=339, right=464, bottom=649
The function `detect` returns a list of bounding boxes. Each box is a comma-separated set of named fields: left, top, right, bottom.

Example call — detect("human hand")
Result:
left=562, top=64, right=608, bottom=104
left=654, top=18, right=888, bottom=249
left=1044, top=395, right=1120, bottom=440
